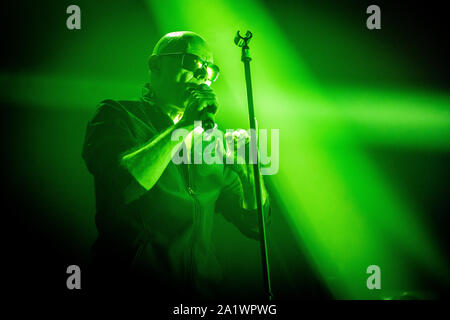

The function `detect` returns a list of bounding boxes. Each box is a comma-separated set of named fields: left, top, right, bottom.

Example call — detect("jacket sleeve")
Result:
left=215, top=166, right=271, bottom=241
left=82, top=100, right=147, bottom=205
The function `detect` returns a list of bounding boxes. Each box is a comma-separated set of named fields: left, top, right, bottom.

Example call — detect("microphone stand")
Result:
left=234, top=30, right=273, bottom=301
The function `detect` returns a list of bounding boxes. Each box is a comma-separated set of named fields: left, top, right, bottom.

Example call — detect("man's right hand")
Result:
left=179, top=84, right=219, bottom=128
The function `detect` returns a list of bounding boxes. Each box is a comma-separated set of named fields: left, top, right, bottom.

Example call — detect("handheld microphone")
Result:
left=202, top=105, right=216, bottom=130
left=185, top=84, right=217, bottom=130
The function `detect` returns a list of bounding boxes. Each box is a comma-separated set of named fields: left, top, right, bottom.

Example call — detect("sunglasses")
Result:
left=157, top=52, right=220, bottom=84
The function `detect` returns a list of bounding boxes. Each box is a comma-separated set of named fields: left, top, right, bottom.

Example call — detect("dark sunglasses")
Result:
left=157, top=52, right=220, bottom=84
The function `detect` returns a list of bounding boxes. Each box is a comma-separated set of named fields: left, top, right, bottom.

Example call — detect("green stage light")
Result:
left=142, top=0, right=450, bottom=299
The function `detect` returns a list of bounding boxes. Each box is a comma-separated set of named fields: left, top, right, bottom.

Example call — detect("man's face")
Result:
left=156, top=38, right=214, bottom=110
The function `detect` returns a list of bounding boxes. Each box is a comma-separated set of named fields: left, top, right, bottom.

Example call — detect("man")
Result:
left=82, top=31, right=270, bottom=300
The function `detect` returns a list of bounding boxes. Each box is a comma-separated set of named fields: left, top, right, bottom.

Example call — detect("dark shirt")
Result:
left=82, top=92, right=270, bottom=298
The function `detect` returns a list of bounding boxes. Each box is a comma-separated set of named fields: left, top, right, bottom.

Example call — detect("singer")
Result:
left=82, top=31, right=270, bottom=300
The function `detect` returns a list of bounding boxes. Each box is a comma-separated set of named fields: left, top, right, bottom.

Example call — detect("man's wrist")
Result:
left=238, top=173, right=256, bottom=209
left=239, top=170, right=268, bottom=210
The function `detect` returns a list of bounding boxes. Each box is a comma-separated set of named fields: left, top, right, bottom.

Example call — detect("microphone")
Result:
left=184, top=84, right=217, bottom=130
left=202, top=104, right=216, bottom=130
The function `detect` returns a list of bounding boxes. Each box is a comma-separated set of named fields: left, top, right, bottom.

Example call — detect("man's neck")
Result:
left=160, top=103, right=182, bottom=121
left=153, top=97, right=183, bottom=123
left=145, top=83, right=184, bottom=123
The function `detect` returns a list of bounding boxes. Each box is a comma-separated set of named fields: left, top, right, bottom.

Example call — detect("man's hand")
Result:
left=178, top=84, right=219, bottom=128
left=224, top=129, right=267, bottom=210
left=224, top=129, right=253, bottom=175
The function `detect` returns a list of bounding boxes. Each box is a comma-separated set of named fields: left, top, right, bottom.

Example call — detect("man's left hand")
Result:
left=223, top=129, right=267, bottom=210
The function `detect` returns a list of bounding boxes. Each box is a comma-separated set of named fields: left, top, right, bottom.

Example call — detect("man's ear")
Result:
left=148, top=55, right=160, bottom=73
